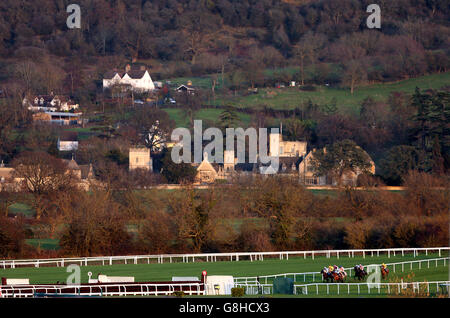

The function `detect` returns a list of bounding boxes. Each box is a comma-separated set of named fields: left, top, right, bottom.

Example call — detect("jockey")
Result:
left=328, top=265, right=333, bottom=272
left=359, top=264, right=364, bottom=270
left=340, top=266, right=346, bottom=276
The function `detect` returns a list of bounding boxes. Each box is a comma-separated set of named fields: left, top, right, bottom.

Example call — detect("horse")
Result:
left=332, top=271, right=345, bottom=283
left=381, top=266, right=389, bottom=279
left=354, top=266, right=367, bottom=281
left=321, top=268, right=333, bottom=283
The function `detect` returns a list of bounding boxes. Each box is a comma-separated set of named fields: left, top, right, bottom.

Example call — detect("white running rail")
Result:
left=234, top=257, right=450, bottom=284
left=294, top=280, right=450, bottom=296
left=1, top=247, right=449, bottom=269
left=0, top=282, right=206, bottom=298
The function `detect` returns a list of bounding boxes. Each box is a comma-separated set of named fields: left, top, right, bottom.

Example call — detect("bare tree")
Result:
left=12, top=151, right=77, bottom=219
left=343, top=60, right=367, bottom=95
left=293, top=32, right=326, bottom=85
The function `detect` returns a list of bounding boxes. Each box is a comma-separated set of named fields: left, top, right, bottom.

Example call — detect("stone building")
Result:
left=269, top=132, right=307, bottom=157
left=129, top=147, right=153, bottom=171
left=299, top=147, right=376, bottom=186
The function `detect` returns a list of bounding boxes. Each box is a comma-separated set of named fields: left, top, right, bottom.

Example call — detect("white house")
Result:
left=23, top=94, right=78, bottom=112
left=103, top=65, right=155, bottom=92
left=57, top=132, right=79, bottom=151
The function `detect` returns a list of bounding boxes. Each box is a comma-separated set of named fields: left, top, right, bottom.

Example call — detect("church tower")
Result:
left=129, top=147, right=152, bottom=171
left=224, top=150, right=235, bottom=172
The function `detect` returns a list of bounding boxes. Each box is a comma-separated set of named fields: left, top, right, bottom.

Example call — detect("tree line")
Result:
left=0, top=173, right=448, bottom=259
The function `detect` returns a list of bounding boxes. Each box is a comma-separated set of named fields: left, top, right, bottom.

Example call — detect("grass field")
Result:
left=25, top=239, right=60, bottom=251
left=163, top=72, right=450, bottom=129
left=162, top=107, right=252, bottom=128
left=1, top=253, right=447, bottom=286
left=210, top=72, right=450, bottom=115
left=8, top=203, right=35, bottom=217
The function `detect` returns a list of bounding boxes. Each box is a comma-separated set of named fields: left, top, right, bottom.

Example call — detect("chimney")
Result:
left=125, top=64, right=131, bottom=73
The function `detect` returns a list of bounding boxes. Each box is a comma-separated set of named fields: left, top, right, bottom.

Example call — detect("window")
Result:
left=136, top=157, right=139, bottom=163
left=306, top=178, right=318, bottom=185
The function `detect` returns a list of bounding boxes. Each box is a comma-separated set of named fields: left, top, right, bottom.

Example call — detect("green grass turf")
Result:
left=0, top=253, right=447, bottom=285
left=25, top=239, right=60, bottom=251
left=8, top=203, right=35, bottom=217
left=162, top=107, right=252, bottom=128
left=210, top=72, right=450, bottom=115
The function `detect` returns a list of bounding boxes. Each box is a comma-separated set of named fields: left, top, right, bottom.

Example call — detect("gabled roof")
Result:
left=196, top=155, right=218, bottom=176
left=31, top=95, right=54, bottom=105
left=64, top=158, right=80, bottom=170
left=258, top=156, right=302, bottom=174
left=176, top=84, right=195, bottom=91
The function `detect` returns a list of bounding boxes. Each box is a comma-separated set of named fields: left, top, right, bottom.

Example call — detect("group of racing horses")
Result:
left=320, top=264, right=389, bottom=283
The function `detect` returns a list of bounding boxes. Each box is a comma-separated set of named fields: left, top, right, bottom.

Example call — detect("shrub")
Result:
left=299, top=85, right=316, bottom=91
left=173, top=291, right=185, bottom=298
left=231, top=287, right=245, bottom=298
